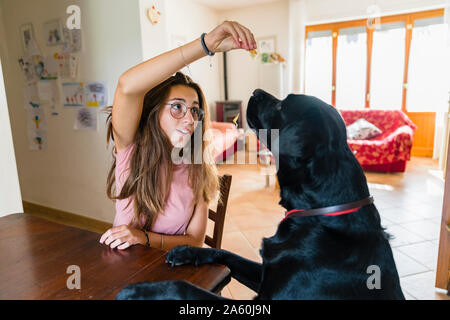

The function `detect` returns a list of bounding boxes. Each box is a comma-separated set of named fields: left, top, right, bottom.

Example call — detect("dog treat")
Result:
left=249, top=49, right=258, bottom=58
left=232, top=113, right=240, bottom=128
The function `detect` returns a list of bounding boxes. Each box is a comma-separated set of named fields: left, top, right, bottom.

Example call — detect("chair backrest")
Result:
left=204, top=174, right=232, bottom=249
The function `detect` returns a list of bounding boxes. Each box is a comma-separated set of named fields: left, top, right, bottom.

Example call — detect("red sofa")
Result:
left=339, top=109, right=417, bottom=173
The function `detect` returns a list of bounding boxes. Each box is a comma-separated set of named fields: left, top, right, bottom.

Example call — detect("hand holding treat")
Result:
left=204, top=21, right=257, bottom=54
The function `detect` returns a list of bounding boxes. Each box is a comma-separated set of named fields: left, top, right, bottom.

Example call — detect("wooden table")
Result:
left=0, top=213, right=230, bottom=300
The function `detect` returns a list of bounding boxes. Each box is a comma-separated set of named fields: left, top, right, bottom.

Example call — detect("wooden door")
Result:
left=408, top=112, right=436, bottom=157
left=435, top=125, right=450, bottom=291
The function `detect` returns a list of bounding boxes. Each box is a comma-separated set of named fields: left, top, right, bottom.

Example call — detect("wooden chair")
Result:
left=204, top=174, right=232, bottom=249
left=204, top=174, right=232, bottom=295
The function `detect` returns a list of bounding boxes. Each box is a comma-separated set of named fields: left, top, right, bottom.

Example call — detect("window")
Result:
left=305, top=9, right=446, bottom=112
left=407, top=17, right=450, bottom=112
left=305, top=30, right=332, bottom=104
left=336, top=27, right=367, bottom=110
left=370, top=22, right=405, bottom=110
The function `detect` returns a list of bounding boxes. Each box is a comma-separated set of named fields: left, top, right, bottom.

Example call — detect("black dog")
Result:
left=116, top=89, right=405, bottom=300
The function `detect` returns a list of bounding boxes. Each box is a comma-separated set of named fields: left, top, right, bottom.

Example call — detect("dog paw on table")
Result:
left=166, top=245, right=216, bottom=267
left=116, top=280, right=221, bottom=300
left=116, top=280, right=213, bottom=300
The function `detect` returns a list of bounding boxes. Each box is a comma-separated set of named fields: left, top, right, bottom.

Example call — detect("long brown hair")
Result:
left=104, top=72, right=219, bottom=229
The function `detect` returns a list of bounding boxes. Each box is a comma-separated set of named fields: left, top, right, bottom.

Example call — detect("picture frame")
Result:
left=257, top=36, right=276, bottom=54
left=43, top=19, right=64, bottom=46
left=20, top=23, right=34, bottom=52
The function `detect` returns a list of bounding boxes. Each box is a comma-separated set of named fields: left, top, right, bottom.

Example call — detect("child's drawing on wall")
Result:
left=44, top=19, right=64, bottom=46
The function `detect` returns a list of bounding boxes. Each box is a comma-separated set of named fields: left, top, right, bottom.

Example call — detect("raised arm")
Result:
left=111, top=21, right=257, bottom=151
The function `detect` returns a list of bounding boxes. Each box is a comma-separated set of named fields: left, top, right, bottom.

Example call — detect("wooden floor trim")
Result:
left=22, top=201, right=112, bottom=234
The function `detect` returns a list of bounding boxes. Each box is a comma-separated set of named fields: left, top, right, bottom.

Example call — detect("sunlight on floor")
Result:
left=367, top=182, right=394, bottom=191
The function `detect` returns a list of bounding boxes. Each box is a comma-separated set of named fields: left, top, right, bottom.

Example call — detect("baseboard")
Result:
left=22, top=201, right=112, bottom=234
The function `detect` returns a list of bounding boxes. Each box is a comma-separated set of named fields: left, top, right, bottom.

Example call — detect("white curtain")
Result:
left=336, top=27, right=367, bottom=110
left=305, top=30, right=333, bottom=104
left=370, top=22, right=405, bottom=110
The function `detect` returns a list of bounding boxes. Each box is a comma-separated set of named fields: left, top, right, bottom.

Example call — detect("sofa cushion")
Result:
left=346, top=118, right=382, bottom=140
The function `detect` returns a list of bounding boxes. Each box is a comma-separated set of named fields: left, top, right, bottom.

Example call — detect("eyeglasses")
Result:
left=166, top=101, right=204, bottom=121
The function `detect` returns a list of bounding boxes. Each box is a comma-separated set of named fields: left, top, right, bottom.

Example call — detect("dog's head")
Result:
left=247, top=89, right=369, bottom=210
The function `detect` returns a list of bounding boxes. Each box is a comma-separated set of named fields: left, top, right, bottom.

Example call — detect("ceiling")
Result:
left=193, top=0, right=281, bottom=11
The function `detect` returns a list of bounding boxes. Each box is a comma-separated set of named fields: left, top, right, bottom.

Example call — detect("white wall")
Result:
left=164, top=0, right=223, bottom=121
left=0, top=0, right=143, bottom=222
left=139, top=0, right=223, bottom=120
left=219, top=0, right=290, bottom=129
left=139, top=0, right=169, bottom=60
left=0, top=2, right=23, bottom=217
left=288, top=0, right=307, bottom=94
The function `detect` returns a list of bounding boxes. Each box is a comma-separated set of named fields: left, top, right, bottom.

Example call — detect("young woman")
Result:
left=99, top=21, right=257, bottom=251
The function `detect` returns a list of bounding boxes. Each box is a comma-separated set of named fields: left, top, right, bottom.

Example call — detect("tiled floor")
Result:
left=212, top=150, right=449, bottom=300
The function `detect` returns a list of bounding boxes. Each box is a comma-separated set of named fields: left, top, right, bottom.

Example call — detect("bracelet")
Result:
left=143, top=229, right=150, bottom=247
left=200, top=33, right=215, bottom=56
left=178, top=46, right=192, bottom=75
left=179, top=46, right=188, bottom=68
left=160, top=234, right=164, bottom=249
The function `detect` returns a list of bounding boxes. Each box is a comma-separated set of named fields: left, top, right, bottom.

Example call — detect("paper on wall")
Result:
left=74, top=107, right=97, bottom=131
left=37, top=80, right=52, bottom=100
left=42, top=55, right=59, bottom=80
left=26, top=107, right=48, bottom=151
left=85, top=82, right=107, bottom=107
left=27, top=107, right=47, bottom=131
left=56, top=53, right=69, bottom=78
left=27, top=127, right=48, bottom=151
left=24, top=84, right=40, bottom=111
left=24, top=38, right=42, bottom=58
left=62, top=82, right=84, bottom=107
left=56, top=53, right=78, bottom=79
left=38, top=79, right=60, bottom=115
left=62, top=81, right=107, bottom=108
left=69, top=54, right=79, bottom=78
left=62, top=27, right=82, bottom=53
left=31, top=55, right=58, bottom=80
left=18, top=57, right=38, bottom=85
left=32, top=55, right=45, bottom=80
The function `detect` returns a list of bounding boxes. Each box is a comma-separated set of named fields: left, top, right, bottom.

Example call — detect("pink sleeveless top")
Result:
left=113, top=143, right=195, bottom=235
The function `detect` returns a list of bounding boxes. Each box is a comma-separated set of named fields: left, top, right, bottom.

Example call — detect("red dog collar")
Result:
left=283, top=196, right=374, bottom=221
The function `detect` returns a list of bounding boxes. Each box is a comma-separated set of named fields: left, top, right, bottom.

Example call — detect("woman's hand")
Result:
left=99, top=225, right=146, bottom=250
left=204, top=21, right=257, bottom=54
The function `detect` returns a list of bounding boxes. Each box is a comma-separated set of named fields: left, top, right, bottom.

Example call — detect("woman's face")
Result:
left=159, top=85, right=201, bottom=148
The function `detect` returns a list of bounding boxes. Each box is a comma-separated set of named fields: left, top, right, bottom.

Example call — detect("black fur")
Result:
left=116, top=90, right=405, bottom=300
